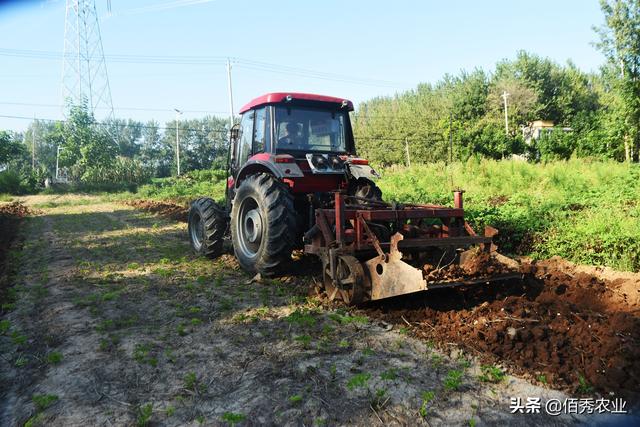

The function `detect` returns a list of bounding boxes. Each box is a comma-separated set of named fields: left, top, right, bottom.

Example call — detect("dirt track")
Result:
left=1, top=195, right=639, bottom=426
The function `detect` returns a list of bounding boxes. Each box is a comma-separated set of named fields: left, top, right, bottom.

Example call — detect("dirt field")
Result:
left=0, top=195, right=638, bottom=426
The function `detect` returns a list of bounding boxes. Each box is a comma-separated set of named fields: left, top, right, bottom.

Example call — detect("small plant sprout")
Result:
left=479, top=365, right=506, bottom=383
left=347, top=373, right=371, bottom=390
left=419, top=390, right=436, bottom=418
left=443, top=370, right=464, bottom=391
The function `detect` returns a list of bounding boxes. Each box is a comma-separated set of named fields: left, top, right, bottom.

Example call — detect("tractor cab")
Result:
left=228, top=93, right=379, bottom=196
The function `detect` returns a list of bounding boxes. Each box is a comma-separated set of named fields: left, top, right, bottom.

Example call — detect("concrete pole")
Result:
left=405, top=137, right=411, bottom=167
left=174, top=109, right=183, bottom=176
left=56, top=146, right=61, bottom=180
left=32, top=116, right=36, bottom=170
left=226, top=58, right=235, bottom=130
left=502, top=91, right=509, bottom=136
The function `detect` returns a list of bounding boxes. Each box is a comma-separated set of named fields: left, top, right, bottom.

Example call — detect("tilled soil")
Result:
left=367, top=260, right=640, bottom=399
left=0, top=201, right=31, bottom=286
left=124, top=199, right=188, bottom=222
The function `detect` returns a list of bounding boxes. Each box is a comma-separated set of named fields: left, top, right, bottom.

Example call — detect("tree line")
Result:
left=1, top=0, right=638, bottom=193
left=354, top=0, right=640, bottom=165
left=0, top=104, right=229, bottom=193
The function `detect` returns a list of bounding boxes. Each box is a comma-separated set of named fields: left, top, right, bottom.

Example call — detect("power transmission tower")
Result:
left=61, top=0, right=114, bottom=120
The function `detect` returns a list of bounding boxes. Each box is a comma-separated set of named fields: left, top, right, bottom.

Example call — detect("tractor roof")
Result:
left=238, top=92, right=354, bottom=114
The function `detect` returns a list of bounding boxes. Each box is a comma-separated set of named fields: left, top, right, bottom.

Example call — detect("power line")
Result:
left=0, top=114, right=229, bottom=134
left=0, top=48, right=401, bottom=87
left=0, top=101, right=228, bottom=115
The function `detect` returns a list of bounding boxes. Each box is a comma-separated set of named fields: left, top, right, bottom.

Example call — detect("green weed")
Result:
left=46, top=351, right=63, bottom=364
left=419, top=390, right=436, bottom=418
left=136, top=403, right=153, bottom=427
left=347, top=373, right=371, bottom=390
left=32, top=394, right=58, bottom=411
left=221, top=412, right=246, bottom=425
left=478, top=365, right=506, bottom=383
left=443, top=370, right=464, bottom=391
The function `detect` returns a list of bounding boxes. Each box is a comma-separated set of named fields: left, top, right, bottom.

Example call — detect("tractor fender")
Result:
left=235, top=155, right=304, bottom=188
left=347, top=163, right=380, bottom=181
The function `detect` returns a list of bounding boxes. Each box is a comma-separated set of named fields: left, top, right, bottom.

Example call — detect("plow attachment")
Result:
left=305, top=191, right=521, bottom=304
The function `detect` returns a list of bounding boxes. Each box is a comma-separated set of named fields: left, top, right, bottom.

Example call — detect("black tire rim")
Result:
left=237, top=196, right=263, bottom=259
left=190, top=211, right=204, bottom=251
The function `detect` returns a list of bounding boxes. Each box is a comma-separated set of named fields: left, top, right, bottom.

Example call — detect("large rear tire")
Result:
left=230, top=174, right=297, bottom=276
left=188, top=197, right=227, bottom=258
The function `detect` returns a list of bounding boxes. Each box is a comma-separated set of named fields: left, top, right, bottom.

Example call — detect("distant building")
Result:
left=522, top=120, right=572, bottom=145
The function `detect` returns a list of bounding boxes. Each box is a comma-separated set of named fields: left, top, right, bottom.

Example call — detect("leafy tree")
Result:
left=59, top=104, right=118, bottom=180
left=0, top=131, right=25, bottom=165
left=595, top=0, right=640, bottom=161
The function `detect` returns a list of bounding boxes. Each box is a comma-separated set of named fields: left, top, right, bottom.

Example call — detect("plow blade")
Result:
left=363, top=233, right=521, bottom=301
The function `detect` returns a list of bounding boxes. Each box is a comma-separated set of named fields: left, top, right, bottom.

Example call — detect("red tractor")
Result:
left=188, top=93, right=517, bottom=304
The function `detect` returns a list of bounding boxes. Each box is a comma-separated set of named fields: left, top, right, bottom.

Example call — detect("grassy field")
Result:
left=114, top=159, right=640, bottom=272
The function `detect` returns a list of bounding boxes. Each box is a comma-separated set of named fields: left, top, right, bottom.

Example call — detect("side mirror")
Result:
left=230, top=123, right=240, bottom=142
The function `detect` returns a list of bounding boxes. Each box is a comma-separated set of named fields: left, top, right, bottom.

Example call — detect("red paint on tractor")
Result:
left=239, top=92, right=354, bottom=113
left=285, top=174, right=345, bottom=193
left=249, top=153, right=271, bottom=162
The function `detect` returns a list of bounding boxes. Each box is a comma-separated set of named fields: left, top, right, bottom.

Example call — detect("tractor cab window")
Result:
left=253, top=107, right=267, bottom=154
left=236, top=110, right=254, bottom=168
left=274, top=106, right=347, bottom=153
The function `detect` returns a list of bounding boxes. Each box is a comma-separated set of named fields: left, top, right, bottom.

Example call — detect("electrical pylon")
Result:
left=61, top=0, right=114, bottom=120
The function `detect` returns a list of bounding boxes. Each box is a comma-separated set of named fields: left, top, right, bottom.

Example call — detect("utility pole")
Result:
left=226, top=58, right=235, bottom=130
left=449, top=113, right=453, bottom=164
left=56, top=146, right=62, bottom=180
left=405, top=137, right=411, bottom=167
left=502, top=91, right=509, bottom=136
left=174, top=109, right=183, bottom=176
left=32, top=116, right=37, bottom=170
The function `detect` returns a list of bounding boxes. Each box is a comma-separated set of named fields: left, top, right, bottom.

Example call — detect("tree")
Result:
left=59, top=104, right=118, bottom=180
left=0, top=131, right=25, bottom=166
left=595, top=0, right=640, bottom=161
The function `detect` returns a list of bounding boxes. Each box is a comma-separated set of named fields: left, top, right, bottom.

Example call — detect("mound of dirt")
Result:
left=125, top=199, right=188, bottom=222
left=423, top=249, right=514, bottom=282
left=370, top=265, right=640, bottom=398
left=1, top=202, right=31, bottom=302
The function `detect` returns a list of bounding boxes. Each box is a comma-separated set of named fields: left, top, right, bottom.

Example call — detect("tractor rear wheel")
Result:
left=231, top=173, right=297, bottom=276
left=188, top=197, right=227, bottom=258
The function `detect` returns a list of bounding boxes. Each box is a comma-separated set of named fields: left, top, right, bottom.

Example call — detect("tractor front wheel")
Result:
left=188, top=197, right=227, bottom=258
left=231, top=174, right=297, bottom=276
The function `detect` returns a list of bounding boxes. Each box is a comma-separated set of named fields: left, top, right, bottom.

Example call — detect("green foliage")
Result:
left=478, top=365, right=506, bottom=383
left=32, top=394, right=58, bottom=411
left=46, top=351, right=63, bottom=364
left=0, top=319, right=10, bottom=334
left=129, top=168, right=226, bottom=204
left=443, top=370, right=464, bottom=391
left=221, top=412, right=246, bottom=425
left=596, top=0, right=640, bottom=162
left=347, top=373, right=371, bottom=390
left=378, top=159, right=640, bottom=271
left=577, top=374, right=594, bottom=394
left=419, top=390, right=436, bottom=418
left=59, top=104, right=118, bottom=180
left=136, top=403, right=153, bottom=427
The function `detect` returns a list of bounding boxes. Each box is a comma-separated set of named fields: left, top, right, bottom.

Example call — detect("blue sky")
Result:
left=0, top=0, right=605, bottom=131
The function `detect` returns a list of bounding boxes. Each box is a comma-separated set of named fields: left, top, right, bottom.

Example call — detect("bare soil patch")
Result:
left=367, top=259, right=640, bottom=399
left=0, top=202, right=31, bottom=301
left=124, top=199, right=188, bottom=222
